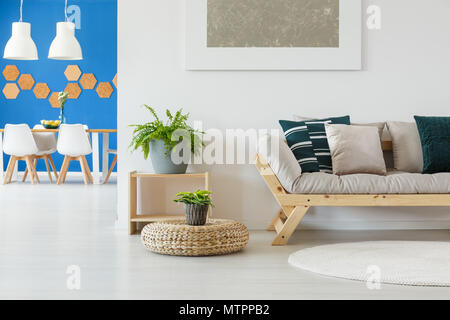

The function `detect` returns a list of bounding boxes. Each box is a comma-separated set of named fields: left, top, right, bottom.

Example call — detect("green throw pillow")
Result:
left=414, top=116, right=450, bottom=173
left=279, top=116, right=351, bottom=173
left=279, top=120, right=320, bottom=172
left=304, top=116, right=351, bottom=173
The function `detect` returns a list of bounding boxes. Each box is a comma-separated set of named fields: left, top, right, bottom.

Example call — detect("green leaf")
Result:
left=173, top=189, right=214, bottom=207
left=129, top=106, right=204, bottom=159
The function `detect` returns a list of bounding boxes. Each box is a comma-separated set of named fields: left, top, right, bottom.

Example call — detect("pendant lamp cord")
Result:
left=20, top=0, right=68, bottom=23
left=65, top=0, right=68, bottom=21
left=19, top=0, right=23, bottom=22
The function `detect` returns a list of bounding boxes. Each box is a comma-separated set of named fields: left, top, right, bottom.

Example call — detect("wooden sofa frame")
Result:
left=255, top=141, right=450, bottom=246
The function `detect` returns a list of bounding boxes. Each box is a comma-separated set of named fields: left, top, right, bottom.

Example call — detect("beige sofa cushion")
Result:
left=325, top=124, right=387, bottom=176
left=386, top=121, right=423, bottom=173
left=289, top=170, right=450, bottom=194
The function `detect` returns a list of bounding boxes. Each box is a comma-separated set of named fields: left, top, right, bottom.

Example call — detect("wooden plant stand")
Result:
left=128, top=171, right=210, bottom=235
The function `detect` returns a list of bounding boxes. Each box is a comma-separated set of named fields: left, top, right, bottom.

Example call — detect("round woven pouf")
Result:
left=141, top=219, right=249, bottom=256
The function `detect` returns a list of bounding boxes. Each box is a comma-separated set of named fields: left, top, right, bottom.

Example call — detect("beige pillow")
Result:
left=325, top=124, right=387, bottom=176
left=293, top=115, right=385, bottom=139
left=386, top=122, right=423, bottom=173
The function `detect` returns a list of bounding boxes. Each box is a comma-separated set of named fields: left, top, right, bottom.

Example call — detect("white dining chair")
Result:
left=57, top=124, right=93, bottom=185
left=22, top=124, right=59, bottom=183
left=103, top=149, right=117, bottom=184
left=2, top=124, right=39, bottom=184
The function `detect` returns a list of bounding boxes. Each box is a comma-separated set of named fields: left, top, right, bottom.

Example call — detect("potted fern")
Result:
left=129, top=106, right=203, bottom=174
left=174, top=190, right=214, bottom=226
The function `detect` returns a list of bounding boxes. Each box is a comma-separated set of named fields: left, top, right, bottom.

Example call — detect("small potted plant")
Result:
left=174, top=190, right=214, bottom=226
left=129, top=106, right=203, bottom=174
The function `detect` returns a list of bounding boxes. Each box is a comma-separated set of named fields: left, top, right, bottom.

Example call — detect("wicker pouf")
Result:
left=141, top=219, right=249, bottom=256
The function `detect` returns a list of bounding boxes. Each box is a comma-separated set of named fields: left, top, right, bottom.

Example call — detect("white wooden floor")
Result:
left=1, top=176, right=450, bottom=299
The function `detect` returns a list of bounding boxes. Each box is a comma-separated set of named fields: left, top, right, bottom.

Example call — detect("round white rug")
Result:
left=288, top=241, right=450, bottom=287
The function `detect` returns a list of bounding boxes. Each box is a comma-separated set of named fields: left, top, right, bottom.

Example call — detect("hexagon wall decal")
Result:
left=112, top=74, right=117, bottom=88
left=2, top=65, right=20, bottom=81
left=65, top=83, right=82, bottom=99
left=64, top=65, right=82, bottom=81
left=96, top=82, right=113, bottom=98
left=2, top=83, right=20, bottom=99
left=49, top=92, right=61, bottom=108
left=80, top=73, right=97, bottom=89
left=33, top=83, right=50, bottom=99
left=18, top=74, right=35, bottom=90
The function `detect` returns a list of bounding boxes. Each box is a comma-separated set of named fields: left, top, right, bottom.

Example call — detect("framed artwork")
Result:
left=186, top=0, right=361, bottom=70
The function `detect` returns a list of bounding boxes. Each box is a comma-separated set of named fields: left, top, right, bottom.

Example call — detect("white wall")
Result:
left=117, top=0, right=450, bottom=230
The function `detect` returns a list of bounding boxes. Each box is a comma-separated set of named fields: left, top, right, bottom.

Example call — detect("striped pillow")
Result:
left=304, top=116, right=350, bottom=173
left=279, top=116, right=351, bottom=173
left=279, top=120, right=320, bottom=172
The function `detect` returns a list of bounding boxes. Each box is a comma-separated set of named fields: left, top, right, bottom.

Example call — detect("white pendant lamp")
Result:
left=48, top=0, right=82, bottom=60
left=3, top=0, right=38, bottom=60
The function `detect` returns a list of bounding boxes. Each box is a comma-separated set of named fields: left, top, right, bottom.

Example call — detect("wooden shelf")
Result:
left=128, top=171, right=210, bottom=235
left=130, top=172, right=207, bottom=178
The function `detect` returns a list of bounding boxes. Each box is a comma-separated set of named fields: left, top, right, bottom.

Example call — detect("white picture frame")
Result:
left=186, top=0, right=361, bottom=70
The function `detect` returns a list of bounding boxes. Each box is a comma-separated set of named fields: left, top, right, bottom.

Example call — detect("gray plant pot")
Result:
left=149, top=139, right=188, bottom=174
left=185, top=204, right=209, bottom=226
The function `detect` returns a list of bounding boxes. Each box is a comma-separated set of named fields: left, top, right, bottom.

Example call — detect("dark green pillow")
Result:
left=279, top=116, right=351, bottom=173
left=414, top=116, right=450, bottom=173
left=304, top=116, right=350, bottom=173
left=279, top=120, right=320, bottom=173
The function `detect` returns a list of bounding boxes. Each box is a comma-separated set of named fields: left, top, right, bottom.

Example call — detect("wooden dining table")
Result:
left=0, top=128, right=118, bottom=184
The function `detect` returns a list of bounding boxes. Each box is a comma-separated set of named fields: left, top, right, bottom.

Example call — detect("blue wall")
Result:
left=0, top=0, right=117, bottom=172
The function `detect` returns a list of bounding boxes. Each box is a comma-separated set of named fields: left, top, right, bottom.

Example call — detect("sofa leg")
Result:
left=272, top=205, right=310, bottom=246
left=267, top=209, right=283, bottom=231
left=267, top=206, right=295, bottom=231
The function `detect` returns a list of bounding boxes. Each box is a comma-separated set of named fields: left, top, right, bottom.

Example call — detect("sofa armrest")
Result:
left=257, top=133, right=302, bottom=193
